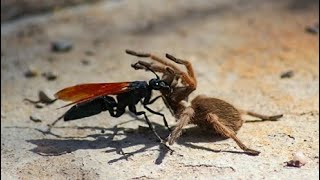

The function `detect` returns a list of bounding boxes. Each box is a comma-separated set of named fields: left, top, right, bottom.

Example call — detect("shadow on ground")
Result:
left=22, top=119, right=265, bottom=164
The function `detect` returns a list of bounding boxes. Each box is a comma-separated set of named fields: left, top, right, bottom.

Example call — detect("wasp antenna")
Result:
left=138, top=63, right=160, bottom=79
left=148, top=67, right=160, bottom=79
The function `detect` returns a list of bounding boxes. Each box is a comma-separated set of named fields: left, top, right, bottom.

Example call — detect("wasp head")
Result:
left=149, top=78, right=170, bottom=91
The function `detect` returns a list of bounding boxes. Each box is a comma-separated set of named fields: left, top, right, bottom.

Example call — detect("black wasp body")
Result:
left=56, top=77, right=172, bottom=142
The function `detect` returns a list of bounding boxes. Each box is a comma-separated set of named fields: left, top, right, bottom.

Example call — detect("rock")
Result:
left=38, top=89, right=56, bottom=103
left=51, top=40, right=73, bottom=52
left=305, top=23, right=319, bottom=35
left=42, top=71, right=57, bottom=81
left=30, top=114, right=42, bottom=123
left=286, top=151, right=308, bottom=167
left=24, top=68, right=39, bottom=78
left=35, top=103, right=45, bottom=108
left=81, top=59, right=90, bottom=65
left=280, top=70, right=294, bottom=79
left=24, top=89, right=56, bottom=106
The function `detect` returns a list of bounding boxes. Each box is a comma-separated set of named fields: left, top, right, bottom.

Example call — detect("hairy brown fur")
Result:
left=126, top=49, right=283, bottom=155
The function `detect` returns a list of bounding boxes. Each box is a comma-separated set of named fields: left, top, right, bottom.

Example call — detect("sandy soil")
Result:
left=1, top=0, right=319, bottom=179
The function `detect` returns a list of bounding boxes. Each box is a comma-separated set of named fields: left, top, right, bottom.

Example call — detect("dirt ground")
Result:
left=1, top=0, right=319, bottom=179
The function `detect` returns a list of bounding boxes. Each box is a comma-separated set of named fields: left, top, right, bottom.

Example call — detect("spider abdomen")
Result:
left=191, top=95, right=244, bottom=132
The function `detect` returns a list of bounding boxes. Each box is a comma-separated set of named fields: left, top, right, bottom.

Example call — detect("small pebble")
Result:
left=38, top=89, right=56, bottom=103
left=280, top=70, right=294, bottom=79
left=305, top=23, right=319, bottom=35
left=81, top=59, right=90, bottom=65
left=24, top=68, right=39, bottom=78
left=51, top=40, right=73, bottom=52
left=85, top=50, right=95, bottom=56
left=293, top=152, right=308, bottom=164
left=42, top=72, right=58, bottom=81
left=287, top=134, right=295, bottom=140
left=30, top=114, right=42, bottom=123
left=286, top=151, right=308, bottom=167
left=35, top=103, right=45, bottom=108
left=24, top=89, right=56, bottom=107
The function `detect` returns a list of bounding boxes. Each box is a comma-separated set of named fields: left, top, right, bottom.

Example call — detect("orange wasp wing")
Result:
left=55, top=82, right=132, bottom=107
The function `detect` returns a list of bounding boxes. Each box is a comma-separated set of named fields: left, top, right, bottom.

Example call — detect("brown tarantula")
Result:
left=126, top=49, right=283, bottom=156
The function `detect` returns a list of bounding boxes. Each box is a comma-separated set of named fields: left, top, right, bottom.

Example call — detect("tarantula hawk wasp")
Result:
left=52, top=64, right=173, bottom=150
left=126, top=49, right=283, bottom=155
